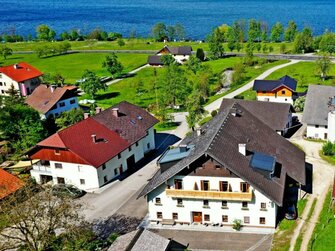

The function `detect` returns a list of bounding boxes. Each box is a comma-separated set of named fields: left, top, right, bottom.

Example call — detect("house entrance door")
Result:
left=126, top=155, right=136, bottom=170
left=192, top=212, right=202, bottom=223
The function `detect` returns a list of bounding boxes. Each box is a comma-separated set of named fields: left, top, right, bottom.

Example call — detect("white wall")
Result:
left=0, top=73, right=39, bottom=96
left=173, top=55, right=190, bottom=64
left=44, top=97, right=79, bottom=118
left=306, top=124, right=328, bottom=140
left=257, top=95, right=293, bottom=105
left=147, top=174, right=277, bottom=228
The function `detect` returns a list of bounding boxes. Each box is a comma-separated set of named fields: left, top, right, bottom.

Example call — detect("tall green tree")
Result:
left=186, top=55, right=202, bottom=74
left=270, top=22, right=284, bottom=42
left=186, top=90, right=205, bottom=131
left=80, top=70, right=106, bottom=99
left=0, top=45, right=12, bottom=59
left=207, top=28, right=225, bottom=59
left=175, top=23, right=186, bottom=40
left=167, top=26, right=176, bottom=41
left=315, top=53, right=331, bottom=81
left=151, top=22, right=167, bottom=41
left=284, top=21, right=298, bottom=42
left=55, top=109, right=84, bottom=130
left=102, top=53, right=124, bottom=79
left=248, top=19, right=261, bottom=42
left=161, top=54, right=175, bottom=66
left=319, top=32, right=335, bottom=54
left=36, top=24, right=56, bottom=41
left=293, top=27, right=314, bottom=53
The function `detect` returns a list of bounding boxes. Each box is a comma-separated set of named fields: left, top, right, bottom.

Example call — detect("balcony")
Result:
left=165, top=188, right=253, bottom=201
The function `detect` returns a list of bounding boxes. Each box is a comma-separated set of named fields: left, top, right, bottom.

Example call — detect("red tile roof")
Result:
left=0, top=169, right=24, bottom=200
left=26, top=85, right=78, bottom=114
left=0, top=62, right=43, bottom=82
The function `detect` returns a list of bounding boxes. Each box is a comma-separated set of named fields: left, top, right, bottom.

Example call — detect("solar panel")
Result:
left=250, top=152, right=276, bottom=172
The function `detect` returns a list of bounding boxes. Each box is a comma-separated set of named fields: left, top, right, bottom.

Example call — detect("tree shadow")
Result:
left=95, top=92, right=120, bottom=100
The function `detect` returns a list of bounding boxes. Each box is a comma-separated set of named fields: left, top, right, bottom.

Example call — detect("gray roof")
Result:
left=147, top=55, right=163, bottom=65
left=157, top=45, right=192, bottom=56
left=253, top=75, right=297, bottom=92
left=220, top=99, right=294, bottom=131
left=302, top=85, right=335, bottom=126
left=139, top=102, right=306, bottom=206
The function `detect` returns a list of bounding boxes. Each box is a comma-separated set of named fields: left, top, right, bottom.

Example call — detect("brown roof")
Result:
left=157, top=46, right=192, bottom=56
left=220, top=99, right=294, bottom=131
left=148, top=55, right=163, bottom=66
left=25, top=85, right=78, bottom=114
left=0, top=62, right=43, bottom=82
left=0, top=169, right=24, bottom=200
left=139, top=102, right=306, bottom=206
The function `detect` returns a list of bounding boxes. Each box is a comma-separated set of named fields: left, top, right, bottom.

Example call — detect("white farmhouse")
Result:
left=26, top=85, right=79, bottom=119
left=303, top=85, right=335, bottom=141
left=27, top=101, right=158, bottom=191
left=148, top=45, right=192, bottom=66
left=0, top=62, right=42, bottom=96
left=139, top=102, right=307, bottom=229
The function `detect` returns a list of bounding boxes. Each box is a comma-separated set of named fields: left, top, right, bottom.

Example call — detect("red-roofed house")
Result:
left=26, top=85, right=79, bottom=119
left=0, top=169, right=25, bottom=200
left=27, top=101, right=159, bottom=191
left=0, top=62, right=43, bottom=96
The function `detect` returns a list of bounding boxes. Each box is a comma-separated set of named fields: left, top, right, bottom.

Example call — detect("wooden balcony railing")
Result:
left=165, top=188, right=253, bottom=201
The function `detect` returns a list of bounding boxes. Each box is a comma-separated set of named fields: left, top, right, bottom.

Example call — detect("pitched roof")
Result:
left=0, top=169, right=24, bottom=200
left=139, top=102, right=306, bottom=206
left=302, top=85, right=335, bottom=126
left=157, top=46, right=192, bottom=56
left=25, top=85, right=78, bottom=114
left=93, top=101, right=159, bottom=144
left=220, top=99, right=294, bottom=131
left=0, top=62, right=43, bottom=82
left=253, top=75, right=297, bottom=92
left=147, top=55, right=163, bottom=66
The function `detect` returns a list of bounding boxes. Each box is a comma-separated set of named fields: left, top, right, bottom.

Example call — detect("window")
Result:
left=135, top=142, right=139, bottom=147
left=201, top=180, right=210, bottom=191
left=326, top=125, right=328, bottom=129
left=102, top=164, right=106, bottom=170
left=157, top=212, right=162, bottom=219
left=58, top=102, right=65, bottom=107
left=1, top=90, right=4, bottom=94
left=222, top=200, right=228, bottom=208
left=114, top=168, right=118, bottom=176
left=57, top=177, right=65, bottom=184
left=55, top=163, right=62, bottom=169
left=260, top=217, right=266, bottom=225
left=203, top=200, right=209, bottom=207
left=128, top=146, right=132, bottom=151
left=262, top=91, right=266, bottom=94
left=244, top=216, right=250, bottom=224
left=174, top=179, right=183, bottom=190
left=41, top=160, right=50, bottom=166
left=222, top=215, right=228, bottom=222
left=118, top=153, right=121, bottom=159
left=155, top=197, right=161, bottom=204
left=103, top=176, right=108, bottom=183
left=315, top=125, right=319, bottom=128
left=261, top=202, right=267, bottom=210
left=242, top=201, right=248, bottom=209
left=172, top=213, right=178, bottom=220
left=54, top=149, right=61, bottom=155
left=281, top=90, right=285, bottom=94
left=204, top=214, right=210, bottom=221
left=70, top=99, right=76, bottom=104
left=220, top=181, right=229, bottom=191
left=240, top=182, right=250, bottom=193
left=80, top=179, right=85, bottom=185
left=177, top=198, right=183, bottom=206
left=0, top=82, right=2, bottom=86
left=147, top=143, right=150, bottom=149
left=55, top=113, right=59, bottom=117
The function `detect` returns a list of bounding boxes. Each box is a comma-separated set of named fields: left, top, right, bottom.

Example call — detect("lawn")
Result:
left=235, top=88, right=257, bottom=100
left=0, top=53, right=148, bottom=83
left=319, top=150, right=335, bottom=166
left=308, top=189, right=334, bottom=250
left=265, top=62, right=335, bottom=92
left=271, top=199, right=307, bottom=251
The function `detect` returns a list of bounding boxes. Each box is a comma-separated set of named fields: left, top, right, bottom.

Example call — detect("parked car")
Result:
left=285, top=203, right=297, bottom=220
left=52, top=184, right=85, bottom=199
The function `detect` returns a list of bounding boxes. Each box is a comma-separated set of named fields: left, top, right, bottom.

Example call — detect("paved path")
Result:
left=105, top=64, right=149, bottom=86
left=288, top=125, right=334, bottom=251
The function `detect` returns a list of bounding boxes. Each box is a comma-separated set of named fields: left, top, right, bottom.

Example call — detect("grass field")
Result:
left=0, top=53, right=148, bottom=83
left=308, top=190, right=334, bottom=250
left=5, top=39, right=294, bottom=54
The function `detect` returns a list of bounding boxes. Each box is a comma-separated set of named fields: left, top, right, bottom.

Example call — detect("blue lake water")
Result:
left=1, top=0, right=335, bottom=39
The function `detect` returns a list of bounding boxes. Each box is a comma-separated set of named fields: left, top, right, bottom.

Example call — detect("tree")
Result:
left=294, top=96, right=306, bottom=112
left=186, top=55, right=202, bottom=74
left=232, top=62, right=246, bottom=85
left=186, top=90, right=205, bottom=131
left=207, top=28, right=225, bottom=59
left=196, top=48, right=205, bottom=61
left=175, top=23, right=186, bottom=40
left=60, top=31, right=70, bottom=41
left=316, top=53, right=331, bottom=81
left=167, top=25, right=176, bottom=41
left=270, top=22, right=284, bottom=42
left=36, top=24, right=56, bottom=41
left=102, top=53, right=124, bottom=79
left=284, top=21, right=298, bottom=42
left=293, top=27, right=314, bottom=53
left=151, top=22, right=167, bottom=42
left=161, top=54, right=175, bottom=66
left=248, top=19, right=261, bottom=42
left=55, top=109, right=84, bottom=130
left=117, top=38, right=125, bottom=47
left=80, top=70, right=106, bottom=99
left=227, top=27, right=236, bottom=51
left=0, top=45, right=12, bottom=59
left=319, top=32, right=335, bottom=54
left=280, top=43, right=287, bottom=54
left=0, top=184, right=84, bottom=251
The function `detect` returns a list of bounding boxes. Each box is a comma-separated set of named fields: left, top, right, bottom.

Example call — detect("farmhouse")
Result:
left=139, top=102, right=307, bottom=229
left=27, top=101, right=158, bottom=191
left=148, top=45, right=192, bottom=66
left=0, top=62, right=42, bottom=96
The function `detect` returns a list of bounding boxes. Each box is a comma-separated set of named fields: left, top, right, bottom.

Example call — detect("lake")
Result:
left=1, top=0, right=335, bottom=39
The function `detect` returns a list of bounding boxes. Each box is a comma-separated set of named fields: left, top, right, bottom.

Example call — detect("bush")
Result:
left=233, top=219, right=242, bottom=231
left=322, top=141, right=335, bottom=156
left=294, top=96, right=306, bottom=112
left=211, top=110, right=218, bottom=117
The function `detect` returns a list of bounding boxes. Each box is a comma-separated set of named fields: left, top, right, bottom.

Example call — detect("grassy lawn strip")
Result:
left=265, top=62, right=335, bottom=93
left=0, top=53, right=148, bottom=84
left=235, top=88, right=257, bottom=100
left=154, top=122, right=179, bottom=132
left=319, top=150, right=335, bottom=166
left=294, top=198, right=318, bottom=251
left=308, top=189, right=334, bottom=250
left=271, top=199, right=307, bottom=251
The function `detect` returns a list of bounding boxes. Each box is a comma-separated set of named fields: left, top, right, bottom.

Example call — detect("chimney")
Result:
left=239, top=143, right=246, bottom=156
left=50, top=85, right=56, bottom=93
left=84, top=113, right=90, bottom=119
left=95, top=107, right=102, bottom=114
left=91, top=134, right=97, bottom=143
left=112, top=107, right=119, bottom=117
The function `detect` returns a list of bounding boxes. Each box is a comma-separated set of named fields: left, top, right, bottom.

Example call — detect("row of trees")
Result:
left=35, top=42, right=71, bottom=58
left=151, top=23, right=186, bottom=42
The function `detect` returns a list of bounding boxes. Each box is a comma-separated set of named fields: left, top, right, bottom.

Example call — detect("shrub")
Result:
left=322, top=141, right=334, bottom=156
left=233, top=219, right=242, bottom=231
left=211, top=110, right=218, bottom=117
